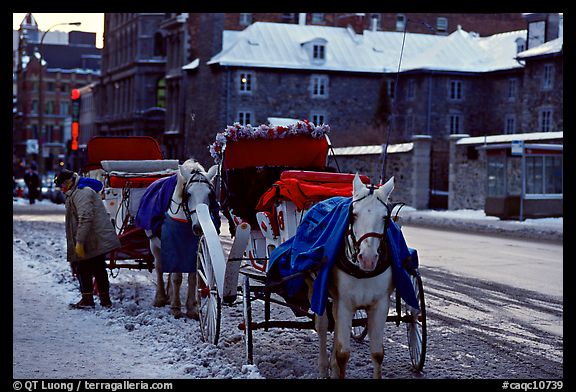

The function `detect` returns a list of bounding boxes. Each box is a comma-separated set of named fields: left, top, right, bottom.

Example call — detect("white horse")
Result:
left=146, top=159, right=218, bottom=319
left=313, top=174, right=396, bottom=379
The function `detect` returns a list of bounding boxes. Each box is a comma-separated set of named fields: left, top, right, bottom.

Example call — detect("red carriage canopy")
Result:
left=84, top=136, right=164, bottom=172
left=222, top=135, right=329, bottom=170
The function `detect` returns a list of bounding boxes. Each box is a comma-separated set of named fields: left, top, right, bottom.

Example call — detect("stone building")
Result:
left=95, top=13, right=166, bottom=140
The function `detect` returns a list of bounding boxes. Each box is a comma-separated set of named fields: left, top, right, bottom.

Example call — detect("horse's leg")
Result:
left=330, top=300, right=353, bottom=379
left=150, top=239, right=168, bottom=307
left=170, top=272, right=183, bottom=319
left=366, top=298, right=391, bottom=379
left=185, top=273, right=199, bottom=320
left=315, top=310, right=329, bottom=378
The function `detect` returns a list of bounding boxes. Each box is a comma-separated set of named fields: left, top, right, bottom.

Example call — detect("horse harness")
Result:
left=337, top=185, right=393, bottom=279
left=170, top=170, right=215, bottom=223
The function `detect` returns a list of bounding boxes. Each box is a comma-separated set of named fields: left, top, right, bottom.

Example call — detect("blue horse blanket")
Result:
left=135, top=175, right=178, bottom=238
left=266, top=196, right=420, bottom=316
left=135, top=174, right=221, bottom=273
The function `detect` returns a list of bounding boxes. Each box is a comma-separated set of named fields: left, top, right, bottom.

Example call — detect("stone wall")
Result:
left=332, top=135, right=431, bottom=208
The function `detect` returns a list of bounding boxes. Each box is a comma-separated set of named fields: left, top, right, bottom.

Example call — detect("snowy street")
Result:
left=13, top=200, right=562, bottom=380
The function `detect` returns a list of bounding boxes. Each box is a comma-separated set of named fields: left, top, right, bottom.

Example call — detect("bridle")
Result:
left=338, top=185, right=393, bottom=279
left=171, top=170, right=215, bottom=223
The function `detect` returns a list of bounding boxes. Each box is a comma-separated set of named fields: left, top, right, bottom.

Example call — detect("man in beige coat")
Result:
left=55, top=169, right=121, bottom=309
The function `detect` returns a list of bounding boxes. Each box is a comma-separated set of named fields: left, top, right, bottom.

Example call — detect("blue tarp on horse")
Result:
left=135, top=175, right=178, bottom=238
left=266, top=196, right=420, bottom=316
left=134, top=173, right=221, bottom=273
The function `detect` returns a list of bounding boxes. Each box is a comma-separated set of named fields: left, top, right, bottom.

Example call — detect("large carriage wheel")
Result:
left=405, top=273, right=427, bottom=371
left=241, top=274, right=254, bottom=365
left=196, top=236, right=221, bottom=345
left=351, top=309, right=368, bottom=341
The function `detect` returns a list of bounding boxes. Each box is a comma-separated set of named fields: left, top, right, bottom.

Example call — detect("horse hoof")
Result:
left=171, top=308, right=183, bottom=319
left=186, top=310, right=199, bottom=321
left=153, top=299, right=168, bottom=307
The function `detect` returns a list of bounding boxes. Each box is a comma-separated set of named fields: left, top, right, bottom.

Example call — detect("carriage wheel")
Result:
left=405, top=273, right=427, bottom=371
left=241, top=274, right=254, bottom=365
left=196, top=236, right=221, bottom=345
left=351, top=309, right=368, bottom=341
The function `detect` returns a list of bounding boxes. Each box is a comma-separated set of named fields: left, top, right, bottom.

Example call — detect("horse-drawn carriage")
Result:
left=83, top=136, right=179, bottom=272
left=194, top=121, right=427, bottom=377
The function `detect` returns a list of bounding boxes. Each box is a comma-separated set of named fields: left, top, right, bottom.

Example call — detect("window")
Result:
left=60, top=101, right=69, bottom=116
left=396, top=14, right=406, bottom=31
left=32, top=100, right=38, bottom=115
left=508, top=78, right=517, bottom=101
left=487, top=154, right=506, bottom=196
left=311, top=112, right=327, bottom=125
left=237, top=111, right=253, bottom=126
left=526, top=155, right=562, bottom=195
left=45, top=101, right=54, bottom=115
left=539, top=109, right=553, bottom=132
left=47, top=82, right=54, bottom=92
left=405, top=113, right=415, bottom=137
left=449, top=80, right=463, bottom=100
left=313, top=44, right=325, bottom=60
left=449, top=114, right=462, bottom=134
left=156, top=78, right=166, bottom=108
left=311, top=13, right=325, bottom=24
left=387, top=79, right=395, bottom=99
left=239, top=13, right=252, bottom=26
left=543, top=64, right=554, bottom=90
left=239, top=72, right=253, bottom=93
left=407, top=79, right=416, bottom=100
left=436, top=17, right=448, bottom=33
left=60, top=83, right=68, bottom=93
left=505, top=115, right=516, bottom=134
left=311, top=75, right=329, bottom=97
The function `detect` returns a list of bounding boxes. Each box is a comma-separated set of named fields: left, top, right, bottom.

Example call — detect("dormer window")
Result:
left=303, top=38, right=328, bottom=65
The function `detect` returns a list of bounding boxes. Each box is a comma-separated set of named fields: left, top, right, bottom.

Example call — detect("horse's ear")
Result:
left=207, top=165, right=218, bottom=182
left=377, top=176, right=394, bottom=200
left=352, top=173, right=367, bottom=199
left=178, top=164, right=187, bottom=179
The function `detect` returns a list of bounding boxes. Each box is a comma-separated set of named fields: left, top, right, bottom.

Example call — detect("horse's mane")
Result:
left=181, top=158, right=206, bottom=175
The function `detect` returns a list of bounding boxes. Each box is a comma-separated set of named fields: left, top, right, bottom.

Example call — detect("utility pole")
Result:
left=37, top=21, right=81, bottom=175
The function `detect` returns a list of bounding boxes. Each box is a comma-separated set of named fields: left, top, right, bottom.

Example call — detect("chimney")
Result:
left=298, top=13, right=307, bottom=25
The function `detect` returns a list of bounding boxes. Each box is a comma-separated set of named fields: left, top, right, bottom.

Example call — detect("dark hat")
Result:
left=54, top=169, right=75, bottom=187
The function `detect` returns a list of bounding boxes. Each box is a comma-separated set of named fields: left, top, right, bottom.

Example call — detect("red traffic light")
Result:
left=71, top=88, right=80, bottom=100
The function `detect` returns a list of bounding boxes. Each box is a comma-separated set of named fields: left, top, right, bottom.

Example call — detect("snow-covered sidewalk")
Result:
left=399, top=207, right=562, bottom=242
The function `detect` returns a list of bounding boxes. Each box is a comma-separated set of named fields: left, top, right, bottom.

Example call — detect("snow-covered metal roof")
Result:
left=332, top=142, right=413, bottom=156
left=456, top=131, right=563, bottom=145
left=208, top=22, right=529, bottom=74
left=516, top=37, right=563, bottom=59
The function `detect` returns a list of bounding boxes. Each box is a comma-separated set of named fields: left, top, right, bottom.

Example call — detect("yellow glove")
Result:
left=75, top=242, right=85, bottom=258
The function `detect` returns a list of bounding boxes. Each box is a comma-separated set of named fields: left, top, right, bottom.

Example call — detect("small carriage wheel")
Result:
left=196, top=236, right=221, bottom=345
left=351, top=309, right=368, bottom=341
left=405, top=273, right=427, bottom=372
left=241, top=274, right=254, bottom=365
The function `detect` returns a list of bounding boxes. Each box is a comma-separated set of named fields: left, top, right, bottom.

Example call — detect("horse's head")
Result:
left=349, top=174, right=394, bottom=272
left=178, top=159, right=216, bottom=236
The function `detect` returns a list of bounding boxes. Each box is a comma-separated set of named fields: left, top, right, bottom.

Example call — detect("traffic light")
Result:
left=71, top=88, right=80, bottom=151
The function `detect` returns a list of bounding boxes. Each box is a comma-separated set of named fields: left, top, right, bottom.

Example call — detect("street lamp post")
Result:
left=37, top=21, right=81, bottom=175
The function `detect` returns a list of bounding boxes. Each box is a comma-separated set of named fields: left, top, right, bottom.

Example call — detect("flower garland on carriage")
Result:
left=209, top=120, right=330, bottom=164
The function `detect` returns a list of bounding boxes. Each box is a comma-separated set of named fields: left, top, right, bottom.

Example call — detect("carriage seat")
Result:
left=256, top=170, right=371, bottom=212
